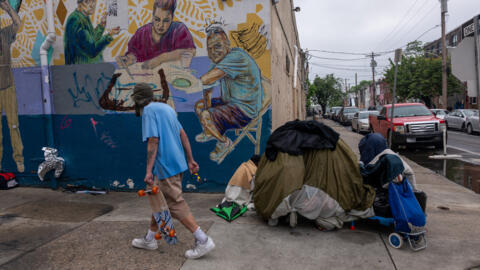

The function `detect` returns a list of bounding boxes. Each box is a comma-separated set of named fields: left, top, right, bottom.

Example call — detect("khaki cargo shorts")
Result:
left=148, top=173, right=191, bottom=221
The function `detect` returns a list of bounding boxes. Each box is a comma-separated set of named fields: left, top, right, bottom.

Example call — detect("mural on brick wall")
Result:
left=0, top=0, right=24, bottom=173
left=4, top=0, right=271, bottom=189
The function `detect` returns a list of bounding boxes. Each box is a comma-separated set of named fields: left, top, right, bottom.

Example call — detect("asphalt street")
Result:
left=446, top=130, right=480, bottom=158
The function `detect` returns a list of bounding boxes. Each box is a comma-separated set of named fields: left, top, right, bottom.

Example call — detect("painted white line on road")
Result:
left=447, top=145, right=480, bottom=157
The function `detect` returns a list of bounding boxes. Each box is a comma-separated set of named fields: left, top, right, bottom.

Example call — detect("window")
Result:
left=452, top=34, right=458, bottom=46
left=470, top=97, right=477, bottom=105
left=387, top=105, right=433, bottom=118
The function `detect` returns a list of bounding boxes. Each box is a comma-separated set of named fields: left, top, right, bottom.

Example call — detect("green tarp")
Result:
left=253, top=139, right=375, bottom=220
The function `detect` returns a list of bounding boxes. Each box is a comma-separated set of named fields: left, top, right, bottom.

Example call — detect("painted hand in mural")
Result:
left=108, top=26, right=121, bottom=36
left=116, top=54, right=136, bottom=68
left=100, top=13, right=107, bottom=28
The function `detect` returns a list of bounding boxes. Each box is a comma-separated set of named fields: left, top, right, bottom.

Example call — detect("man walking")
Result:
left=0, top=0, right=24, bottom=172
left=130, top=83, right=215, bottom=259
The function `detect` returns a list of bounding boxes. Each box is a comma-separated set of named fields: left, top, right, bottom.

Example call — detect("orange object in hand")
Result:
left=155, top=233, right=162, bottom=240
left=137, top=186, right=159, bottom=197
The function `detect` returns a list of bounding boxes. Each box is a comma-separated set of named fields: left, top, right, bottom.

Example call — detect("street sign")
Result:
left=394, top=49, right=402, bottom=63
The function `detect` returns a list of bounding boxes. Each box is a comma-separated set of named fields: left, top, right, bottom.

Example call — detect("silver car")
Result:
left=444, top=109, right=476, bottom=131
left=465, top=110, right=480, bottom=135
left=352, top=110, right=379, bottom=133
left=431, top=109, right=449, bottom=120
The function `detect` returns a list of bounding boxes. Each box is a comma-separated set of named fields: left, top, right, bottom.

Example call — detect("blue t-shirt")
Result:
left=142, top=102, right=188, bottom=179
left=213, top=47, right=263, bottom=119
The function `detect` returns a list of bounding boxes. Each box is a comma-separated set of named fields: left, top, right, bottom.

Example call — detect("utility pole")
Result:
left=389, top=49, right=402, bottom=149
left=355, top=73, right=358, bottom=108
left=440, top=0, right=448, bottom=109
left=370, top=52, right=379, bottom=107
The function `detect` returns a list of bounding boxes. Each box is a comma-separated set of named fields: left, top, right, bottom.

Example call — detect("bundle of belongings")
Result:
left=211, top=155, right=260, bottom=222
left=0, top=171, right=18, bottom=190
left=359, top=133, right=427, bottom=233
left=253, top=120, right=376, bottom=231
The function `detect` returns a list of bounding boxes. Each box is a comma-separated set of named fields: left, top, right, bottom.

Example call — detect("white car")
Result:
left=465, top=110, right=480, bottom=135
left=352, top=110, right=379, bottom=133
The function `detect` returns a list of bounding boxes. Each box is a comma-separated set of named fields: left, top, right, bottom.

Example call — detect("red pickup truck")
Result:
left=369, top=103, right=446, bottom=149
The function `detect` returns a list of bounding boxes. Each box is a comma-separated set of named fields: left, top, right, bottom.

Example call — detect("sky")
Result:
left=293, top=0, right=479, bottom=88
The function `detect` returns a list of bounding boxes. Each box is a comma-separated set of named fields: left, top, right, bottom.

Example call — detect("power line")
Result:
left=384, top=1, right=439, bottom=50
left=310, top=63, right=373, bottom=72
left=311, top=61, right=387, bottom=68
left=308, top=54, right=369, bottom=61
left=307, top=49, right=369, bottom=56
left=376, top=0, right=422, bottom=51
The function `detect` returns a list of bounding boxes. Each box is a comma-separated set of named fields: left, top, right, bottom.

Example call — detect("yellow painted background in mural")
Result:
left=0, top=0, right=270, bottom=78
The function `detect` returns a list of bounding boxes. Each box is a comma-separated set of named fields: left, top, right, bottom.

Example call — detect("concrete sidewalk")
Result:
left=1, top=119, right=479, bottom=270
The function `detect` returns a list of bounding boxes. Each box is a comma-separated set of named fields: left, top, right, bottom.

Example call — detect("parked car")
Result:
left=352, top=110, right=379, bottom=133
left=369, top=103, right=446, bottom=149
left=325, top=107, right=337, bottom=119
left=329, top=107, right=342, bottom=121
left=338, top=107, right=359, bottom=125
left=465, top=110, right=480, bottom=135
left=431, top=109, right=449, bottom=120
left=444, top=109, right=476, bottom=131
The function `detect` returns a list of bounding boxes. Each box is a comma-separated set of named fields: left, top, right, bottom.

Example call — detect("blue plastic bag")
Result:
left=388, top=178, right=426, bottom=233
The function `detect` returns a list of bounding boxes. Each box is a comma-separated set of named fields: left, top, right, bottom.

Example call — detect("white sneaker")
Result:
left=185, top=237, right=215, bottom=259
left=131, top=237, right=158, bottom=250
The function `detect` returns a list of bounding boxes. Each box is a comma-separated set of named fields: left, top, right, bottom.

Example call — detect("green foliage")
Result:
left=307, top=74, right=345, bottom=112
left=384, top=42, right=465, bottom=107
left=350, top=80, right=371, bottom=94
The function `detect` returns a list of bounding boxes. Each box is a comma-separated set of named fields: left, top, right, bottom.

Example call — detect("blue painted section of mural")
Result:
left=2, top=111, right=271, bottom=192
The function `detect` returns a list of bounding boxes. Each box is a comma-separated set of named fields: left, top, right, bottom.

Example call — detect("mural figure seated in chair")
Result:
left=196, top=25, right=263, bottom=162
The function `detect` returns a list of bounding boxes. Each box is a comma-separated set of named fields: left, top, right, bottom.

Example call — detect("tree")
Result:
left=384, top=41, right=464, bottom=108
left=308, top=74, right=344, bottom=114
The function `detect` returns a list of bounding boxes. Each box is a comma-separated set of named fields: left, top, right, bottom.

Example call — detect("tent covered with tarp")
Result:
left=253, top=120, right=376, bottom=230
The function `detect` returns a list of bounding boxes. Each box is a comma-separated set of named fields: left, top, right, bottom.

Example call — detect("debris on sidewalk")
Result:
left=0, top=172, right=19, bottom=190
left=210, top=155, right=259, bottom=222
left=62, top=184, right=108, bottom=195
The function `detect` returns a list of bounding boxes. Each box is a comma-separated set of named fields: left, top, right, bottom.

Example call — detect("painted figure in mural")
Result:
left=0, top=0, right=24, bottom=172
left=116, top=0, right=196, bottom=70
left=195, top=25, right=264, bottom=162
left=130, top=83, right=215, bottom=259
left=64, top=0, right=120, bottom=65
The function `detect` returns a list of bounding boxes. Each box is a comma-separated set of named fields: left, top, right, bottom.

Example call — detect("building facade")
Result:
left=0, top=0, right=305, bottom=191
left=425, top=14, right=480, bottom=109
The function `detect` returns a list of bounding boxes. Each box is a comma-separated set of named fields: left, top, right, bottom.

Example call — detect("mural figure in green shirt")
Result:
left=64, top=0, right=120, bottom=65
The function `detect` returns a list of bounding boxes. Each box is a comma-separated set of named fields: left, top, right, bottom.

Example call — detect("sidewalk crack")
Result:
left=379, top=232, right=398, bottom=270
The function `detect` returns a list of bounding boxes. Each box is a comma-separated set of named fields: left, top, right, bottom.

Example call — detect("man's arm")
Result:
left=142, top=48, right=196, bottom=70
left=145, top=137, right=159, bottom=185
left=1, top=2, right=21, bottom=33
left=201, top=68, right=226, bottom=85
left=179, top=129, right=199, bottom=174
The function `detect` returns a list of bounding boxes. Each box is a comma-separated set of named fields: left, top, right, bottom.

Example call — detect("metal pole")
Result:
left=473, top=16, right=480, bottom=110
left=440, top=0, right=448, bottom=109
left=389, top=49, right=402, bottom=149
left=371, top=52, right=377, bottom=106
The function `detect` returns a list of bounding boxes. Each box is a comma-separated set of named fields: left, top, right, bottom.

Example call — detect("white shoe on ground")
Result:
left=185, top=237, right=215, bottom=259
left=131, top=237, right=158, bottom=250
